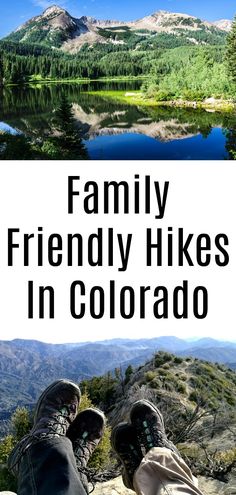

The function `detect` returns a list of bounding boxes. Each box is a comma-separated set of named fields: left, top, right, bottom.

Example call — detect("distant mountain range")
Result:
left=3, top=5, right=231, bottom=52
left=0, top=335, right=236, bottom=429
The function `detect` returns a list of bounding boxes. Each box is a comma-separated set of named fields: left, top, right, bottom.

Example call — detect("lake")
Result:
left=0, top=81, right=235, bottom=160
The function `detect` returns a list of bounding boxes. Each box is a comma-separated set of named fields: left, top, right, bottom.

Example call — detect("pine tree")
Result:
left=226, top=16, right=236, bottom=81
left=52, top=95, right=88, bottom=159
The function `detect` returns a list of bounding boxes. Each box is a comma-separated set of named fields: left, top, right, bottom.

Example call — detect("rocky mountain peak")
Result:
left=5, top=5, right=229, bottom=53
left=42, top=5, right=67, bottom=17
left=213, top=19, right=232, bottom=32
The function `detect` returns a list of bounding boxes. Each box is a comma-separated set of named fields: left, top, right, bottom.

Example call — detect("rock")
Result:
left=3, top=474, right=236, bottom=495
left=204, top=97, right=217, bottom=104
left=93, top=475, right=236, bottom=495
left=196, top=474, right=236, bottom=495
left=93, top=476, right=133, bottom=495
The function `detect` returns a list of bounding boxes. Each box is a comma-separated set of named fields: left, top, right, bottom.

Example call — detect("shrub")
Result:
left=155, top=352, right=173, bottom=367
left=149, top=378, right=162, bottom=389
left=11, top=407, right=31, bottom=441
left=176, top=382, right=187, bottom=394
left=162, top=363, right=170, bottom=370
left=189, top=391, right=198, bottom=403
left=155, top=89, right=173, bottom=101
left=0, top=434, right=17, bottom=491
left=125, top=365, right=133, bottom=384
left=173, top=357, right=183, bottom=365
left=145, top=371, right=156, bottom=382
left=146, top=83, right=159, bottom=98
left=181, top=89, right=207, bottom=101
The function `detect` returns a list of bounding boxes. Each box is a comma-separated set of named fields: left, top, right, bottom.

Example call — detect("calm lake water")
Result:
left=0, top=81, right=235, bottom=160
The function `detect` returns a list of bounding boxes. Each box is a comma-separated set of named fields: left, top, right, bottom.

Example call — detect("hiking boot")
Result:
left=67, top=408, right=106, bottom=494
left=111, top=422, right=143, bottom=491
left=130, top=399, right=179, bottom=456
left=8, top=379, right=81, bottom=476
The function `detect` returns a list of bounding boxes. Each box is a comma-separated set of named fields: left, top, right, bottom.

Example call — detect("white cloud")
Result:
left=32, top=0, right=68, bottom=10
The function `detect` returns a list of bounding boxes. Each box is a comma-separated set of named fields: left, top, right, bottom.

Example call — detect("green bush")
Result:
left=11, top=407, right=32, bottom=441
left=155, top=89, right=173, bottom=101
left=155, top=352, right=173, bottom=367
left=189, top=391, right=198, bottom=403
left=149, top=378, right=162, bottom=389
left=162, top=363, right=170, bottom=370
left=176, top=382, right=187, bottom=394
left=173, top=357, right=184, bottom=365
left=145, top=371, right=156, bottom=382
left=146, top=83, right=159, bottom=98
left=181, top=89, right=207, bottom=101
left=158, top=368, right=169, bottom=376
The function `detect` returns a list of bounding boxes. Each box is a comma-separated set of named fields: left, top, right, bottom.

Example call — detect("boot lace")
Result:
left=74, top=438, right=99, bottom=494
left=136, top=418, right=179, bottom=455
left=136, top=417, right=166, bottom=451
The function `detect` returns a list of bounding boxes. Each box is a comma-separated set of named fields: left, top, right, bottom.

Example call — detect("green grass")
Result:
left=85, top=89, right=236, bottom=111
left=84, top=89, right=157, bottom=106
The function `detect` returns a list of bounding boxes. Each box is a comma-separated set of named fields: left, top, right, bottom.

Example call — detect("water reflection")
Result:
left=0, top=82, right=235, bottom=159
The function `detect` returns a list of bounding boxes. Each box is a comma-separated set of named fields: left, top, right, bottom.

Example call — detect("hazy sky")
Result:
left=0, top=0, right=235, bottom=38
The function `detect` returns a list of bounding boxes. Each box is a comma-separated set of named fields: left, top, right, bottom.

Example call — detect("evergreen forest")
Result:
left=0, top=16, right=235, bottom=102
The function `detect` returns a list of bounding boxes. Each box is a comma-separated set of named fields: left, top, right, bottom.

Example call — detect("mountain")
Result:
left=3, top=5, right=228, bottom=52
left=179, top=346, right=236, bottom=363
left=0, top=335, right=236, bottom=431
left=213, top=19, right=232, bottom=32
left=93, top=353, right=236, bottom=495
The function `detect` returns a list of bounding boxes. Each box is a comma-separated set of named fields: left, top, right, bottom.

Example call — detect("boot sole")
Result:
left=34, top=379, right=81, bottom=425
left=111, top=422, right=129, bottom=452
left=67, top=407, right=106, bottom=442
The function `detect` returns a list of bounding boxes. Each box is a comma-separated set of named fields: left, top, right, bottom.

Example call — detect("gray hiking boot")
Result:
left=111, top=422, right=143, bottom=491
left=130, top=399, right=179, bottom=456
left=67, top=408, right=106, bottom=494
left=8, top=379, right=81, bottom=476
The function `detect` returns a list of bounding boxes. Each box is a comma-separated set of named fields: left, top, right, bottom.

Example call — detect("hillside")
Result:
left=83, top=351, right=236, bottom=493
left=3, top=5, right=229, bottom=52
left=0, top=337, right=236, bottom=435
left=88, top=350, right=236, bottom=429
left=1, top=349, right=236, bottom=494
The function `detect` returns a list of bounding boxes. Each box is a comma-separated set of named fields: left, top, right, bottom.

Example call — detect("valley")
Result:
left=1, top=338, right=236, bottom=493
left=0, top=335, right=236, bottom=429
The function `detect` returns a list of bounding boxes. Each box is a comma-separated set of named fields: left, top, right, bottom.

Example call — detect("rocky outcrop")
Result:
left=2, top=471, right=236, bottom=495
left=213, top=20, right=232, bottom=32
left=93, top=472, right=236, bottom=495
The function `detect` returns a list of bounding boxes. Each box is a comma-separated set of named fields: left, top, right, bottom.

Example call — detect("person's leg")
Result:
left=112, top=399, right=205, bottom=495
left=8, top=379, right=85, bottom=495
left=16, top=436, right=86, bottom=495
left=133, top=447, right=203, bottom=495
left=130, top=400, right=205, bottom=495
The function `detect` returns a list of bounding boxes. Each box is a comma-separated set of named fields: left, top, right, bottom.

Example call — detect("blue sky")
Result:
left=0, top=0, right=235, bottom=38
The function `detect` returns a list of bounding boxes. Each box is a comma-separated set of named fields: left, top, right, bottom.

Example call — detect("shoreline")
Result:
left=2, top=79, right=235, bottom=113
left=85, top=90, right=235, bottom=112
left=3, top=75, right=147, bottom=88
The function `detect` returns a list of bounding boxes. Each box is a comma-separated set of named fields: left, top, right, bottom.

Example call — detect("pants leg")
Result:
left=133, top=447, right=205, bottom=495
left=17, top=436, right=87, bottom=495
